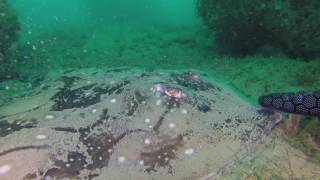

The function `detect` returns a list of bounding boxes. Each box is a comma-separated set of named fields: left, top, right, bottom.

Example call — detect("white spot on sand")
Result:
left=0, top=165, right=11, bottom=175
left=139, top=160, right=144, bottom=165
left=110, top=98, right=117, bottom=103
left=99, top=156, right=103, bottom=161
left=5, top=86, right=10, bottom=90
left=148, top=125, right=153, bottom=129
left=108, top=149, right=112, bottom=153
left=69, top=158, right=74, bottom=162
left=169, top=123, right=176, bottom=129
left=182, top=109, right=188, bottom=114
left=65, top=163, right=71, bottom=167
left=35, top=134, right=47, bottom=140
left=45, top=114, right=55, bottom=120
left=156, top=99, right=162, bottom=106
left=118, top=156, right=125, bottom=163
left=164, top=157, right=169, bottom=161
left=184, top=148, right=194, bottom=155
left=91, top=109, right=97, bottom=113
left=6, top=127, right=11, bottom=131
left=108, top=139, right=112, bottom=143
left=144, top=118, right=151, bottom=123
left=144, top=138, right=151, bottom=145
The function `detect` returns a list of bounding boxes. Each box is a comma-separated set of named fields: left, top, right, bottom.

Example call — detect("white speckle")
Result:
left=89, top=147, right=94, bottom=150
left=144, top=118, right=151, bottom=123
left=6, top=127, right=11, bottom=131
left=169, top=123, right=176, bottom=129
left=83, top=137, right=87, bottom=140
left=40, top=40, right=45, bottom=44
left=139, top=160, right=144, bottom=165
left=0, top=165, right=11, bottom=175
left=91, top=109, right=97, bottom=113
left=110, top=81, right=115, bottom=84
left=87, top=143, right=91, bottom=146
left=99, top=156, right=103, bottom=161
left=148, top=125, right=153, bottom=129
left=45, top=114, right=55, bottom=120
left=97, top=146, right=101, bottom=150
left=108, top=149, right=112, bottom=153
left=156, top=99, right=162, bottom=106
left=118, top=156, right=125, bottom=163
left=69, top=158, right=74, bottom=162
left=164, top=157, right=169, bottom=161
left=110, top=98, right=117, bottom=103
left=83, top=164, right=88, bottom=168
left=36, top=134, right=47, bottom=140
left=108, top=139, right=112, bottom=143
left=0, top=13, right=6, bottom=17
left=182, top=109, right=188, bottom=114
left=184, top=148, right=194, bottom=155
left=157, top=155, right=161, bottom=159
left=5, top=86, right=10, bottom=90
left=65, top=163, right=71, bottom=167
left=144, top=138, right=151, bottom=145
left=170, top=109, right=175, bottom=113
left=32, top=45, right=37, bottom=50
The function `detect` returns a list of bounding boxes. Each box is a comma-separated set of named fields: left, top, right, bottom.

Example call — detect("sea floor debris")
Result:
left=0, top=68, right=319, bottom=179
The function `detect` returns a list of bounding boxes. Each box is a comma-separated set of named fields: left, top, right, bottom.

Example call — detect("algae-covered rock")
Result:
left=197, top=0, right=320, bottom=60
left=0, top=0, right=20, bottom=81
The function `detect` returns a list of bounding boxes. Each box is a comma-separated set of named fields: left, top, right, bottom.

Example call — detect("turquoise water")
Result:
left=0, top=0, right=320, bottom=179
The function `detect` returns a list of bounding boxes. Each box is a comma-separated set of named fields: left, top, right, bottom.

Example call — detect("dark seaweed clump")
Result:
left=197, top=0, right=320, bottom=60
left=0, top=0, right=20, bottom=81
left=50, top=80, right=129, bottom=111
left=172, top=71, right=220, bottom=91
left=0, top=119, right=37, bottom=137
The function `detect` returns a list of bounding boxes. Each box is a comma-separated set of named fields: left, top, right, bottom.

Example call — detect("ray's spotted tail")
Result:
left=258, top=91, right=320, bottom=117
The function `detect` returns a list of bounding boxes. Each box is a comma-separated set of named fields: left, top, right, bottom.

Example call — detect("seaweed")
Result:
left=50, top=81, right=130, bottom=111
left=196, top=0, right=320, bottom=60
left=0, top=119, right=37, bottom=137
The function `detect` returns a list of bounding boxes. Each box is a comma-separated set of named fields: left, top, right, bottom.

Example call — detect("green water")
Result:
left=1, top=0, right=320, bottom=179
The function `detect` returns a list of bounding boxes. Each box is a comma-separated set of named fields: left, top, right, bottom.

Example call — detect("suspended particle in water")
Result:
left=156, top=99, right=162, bottom=106
left=118, top=156, right=125, bottom=163
left=144, top=138, right=151, bottom=145
left=182, top=109, right=188, bottom=114
left=35, top=134, right=47, bottom=140
left=91, top=109, right=97, bottom=113
left=110, top=98, right=117, bottom=103
left=0, top=165, right=11, bottom=175
left=139, top=160, right=144, bottom=166
left=169, top=123, right=176, bottom=129
left=144, top=118, right=151, bottom=123
left=184, top=148, right=194, bottom=155
left=45, top=114, right=55, bottom=120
